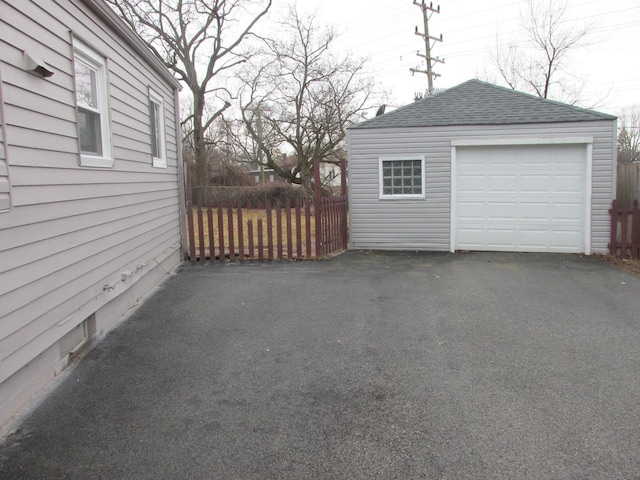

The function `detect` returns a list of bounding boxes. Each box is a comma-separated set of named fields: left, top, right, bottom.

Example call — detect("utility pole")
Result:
left=410, top=1, right=444, bottom=94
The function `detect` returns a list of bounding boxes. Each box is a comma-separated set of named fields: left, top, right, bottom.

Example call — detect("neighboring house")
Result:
left=0, top=0, right=185, bottom=426
left=247, top=162, right=340, bottom=187
left=248, top=168, right=289, bottom=184
left=347, top=79, right=617, bottom=254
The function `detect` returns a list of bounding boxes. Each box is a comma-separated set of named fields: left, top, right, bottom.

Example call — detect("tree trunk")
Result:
left=192, top=93, right=208, bottom=206
left=300, top=162, right=314, bottom=200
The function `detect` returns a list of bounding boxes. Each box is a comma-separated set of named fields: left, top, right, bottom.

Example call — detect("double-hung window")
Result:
left=73, top=38, right=112, bottom=167
left=379, top=156, right=425, bottom=199
left=149, top=89, right=166, bottom=168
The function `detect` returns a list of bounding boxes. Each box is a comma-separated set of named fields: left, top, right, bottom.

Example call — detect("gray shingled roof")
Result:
left=353, top=79, right=615, bottom=129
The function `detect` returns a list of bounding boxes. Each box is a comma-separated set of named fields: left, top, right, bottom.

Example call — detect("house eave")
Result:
left=80, top=0, right=181, bottom=90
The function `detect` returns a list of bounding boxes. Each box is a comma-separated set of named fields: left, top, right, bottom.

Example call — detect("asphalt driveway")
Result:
left=1, top=251, right=639, bottom=479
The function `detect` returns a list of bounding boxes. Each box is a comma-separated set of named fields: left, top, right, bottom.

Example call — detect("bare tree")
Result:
left=618, top=106, right=640, bottom=163
left=491, top=0, right=592, bottom=104
left=227, top=7, right=373, bottom=196
left=107, top=0, right=271, bottom=201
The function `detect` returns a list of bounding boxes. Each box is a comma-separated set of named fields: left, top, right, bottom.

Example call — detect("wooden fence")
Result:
left=185, top=160, right=348, bottom=263
left=609, top=199, right=640, bottom=259
left=617, top=162, right=640, bottom=205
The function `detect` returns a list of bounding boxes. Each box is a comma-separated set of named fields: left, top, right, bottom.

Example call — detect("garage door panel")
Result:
left=520, top=203, right=551, bottom=221
left=457, top=228, right=484, bottom=246
left=487, top=202, right=517, bottom=220
left=553, top=203, right=583, bottom=221
left=489, top=175, right=518, bottom=192
left=486, top=228, right=517, bottom=246
left=518, top=229, right=549, bottom=248
left=458, top=175, right=486, bottom=193
left=455, top=144, right=586, bottom=253
left=457, top=201, right=485, bottom=220
left=550, top=230, right=583, bottom=252
left=521, top=175, right=552, bottom=193
left=554, top=175, right=584, bottom=193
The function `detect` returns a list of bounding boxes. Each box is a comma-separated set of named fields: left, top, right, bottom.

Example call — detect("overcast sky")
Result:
left=267, top=0, right=640, bottom=117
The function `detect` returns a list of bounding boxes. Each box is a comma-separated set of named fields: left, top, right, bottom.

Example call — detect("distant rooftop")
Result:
left=353, top=79, right=615, bottom=129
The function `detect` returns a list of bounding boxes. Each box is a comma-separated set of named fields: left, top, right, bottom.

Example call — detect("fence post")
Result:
left=237, top=205, right=244, bottom=261
left=314, top=160, right=322, bottom=257
left=207, top=206, right=215, bottom=262
left=633, top=200, right=639, bottom=259
left=340, top=157, right=347, bottom=197
left=266, top=200, right=274, bottom=260
left=185, top=160, right=192, bottom=205
left=276, top=199, right=283, bottom=259
left=305, top=200, right=312, bottom=258
left=609, top=199, right=617, bottom=255
left=286, top=198, right=293, bottom=259
left=621, top=203, right=629, bottom=257
left=217, top=206, right=225, bottom=263
left=197, top=204, right=205, bottom=263
left=295, top=198, right=302, bottom=259
left=340, top=157, right=348, bottom=249
left=187, top=201, right=195, bottom=262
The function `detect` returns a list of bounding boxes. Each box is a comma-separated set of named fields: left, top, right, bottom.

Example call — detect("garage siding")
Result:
left=348, top=120, right=615, bottom=253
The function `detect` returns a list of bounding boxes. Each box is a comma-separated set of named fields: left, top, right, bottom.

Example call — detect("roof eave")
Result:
left=80, top=0, right=182, bottom=90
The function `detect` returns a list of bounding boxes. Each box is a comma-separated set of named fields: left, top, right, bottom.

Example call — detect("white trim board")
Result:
left=451, top=137, right=594, bottom=147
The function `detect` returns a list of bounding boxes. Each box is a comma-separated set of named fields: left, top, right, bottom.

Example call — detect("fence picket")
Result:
left=217, top=207, right=225, bottom=263
left=286, top=198, right=293, bottom=259
left=305, top=201, right=312, bottom=257
left=266, top=200, right=274, bottom=260
left=237, top=206, right=244, bottom=261
left=295, top=198, right=302, bottom=259
left=609, top=200, right=617, bottom=255
left=632, top=200, right=639, bottom=259
left=258, top=219, right=264, bottom=260
left=207, top=206, right=215, bottom=261
left=197, top=205, right=205, bottom=263
left=621, top=204, right=629, bottom=257
left=276, top=200, right=283, bottom=259
left=248, top=219, right=254, bottom=260
left=187, top=202, right=196, bottom=262
left=227, top=204, right=235, bottom=262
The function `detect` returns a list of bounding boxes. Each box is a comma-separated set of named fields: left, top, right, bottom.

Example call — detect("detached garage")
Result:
left=347, top=80, right=617, bottom=254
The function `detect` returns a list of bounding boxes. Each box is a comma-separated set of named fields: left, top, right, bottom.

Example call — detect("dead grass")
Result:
left=597, top=254, right=640, bottom=276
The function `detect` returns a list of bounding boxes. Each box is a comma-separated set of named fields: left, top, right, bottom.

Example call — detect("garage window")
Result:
left=379, top=156, right=424, bottom=199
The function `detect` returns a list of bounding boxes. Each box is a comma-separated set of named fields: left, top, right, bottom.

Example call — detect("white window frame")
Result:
left=73, top=38, right=112, bottom=168
left=149, top=88, right=167, bottom=168
left=378, top=155, right=425, bottom=199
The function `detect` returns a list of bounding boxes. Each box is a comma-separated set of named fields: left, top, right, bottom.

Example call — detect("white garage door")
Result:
left=454, top=144, right=587, bottom=253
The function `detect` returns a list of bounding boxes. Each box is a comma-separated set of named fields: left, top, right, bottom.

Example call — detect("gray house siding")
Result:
left=348, top=120, right=615, bottom=253
left=0, top=0, right=184, bottom=426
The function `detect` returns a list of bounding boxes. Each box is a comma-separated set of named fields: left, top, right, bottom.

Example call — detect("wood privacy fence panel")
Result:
left=185, top=160, right=348, bottom=262
left=609, top=199, right=640, bottom=259
left=617, top=162, right=640, bottom=205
